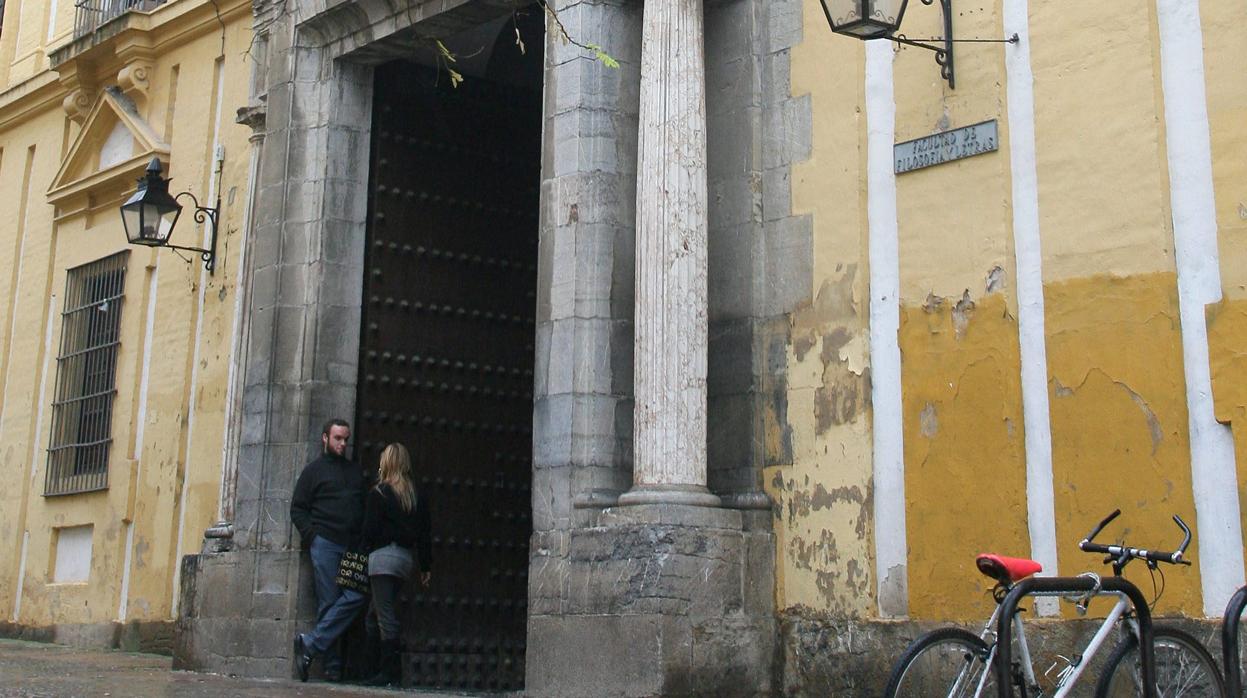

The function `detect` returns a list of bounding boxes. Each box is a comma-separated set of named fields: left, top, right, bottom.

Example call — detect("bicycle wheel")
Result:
left=884, top=627, right=999, bottom=697
left=1094, top=626, right=1226, bottom=697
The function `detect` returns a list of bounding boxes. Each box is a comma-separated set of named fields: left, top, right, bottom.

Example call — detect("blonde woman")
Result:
left=360, top=443, right=432, bottom=687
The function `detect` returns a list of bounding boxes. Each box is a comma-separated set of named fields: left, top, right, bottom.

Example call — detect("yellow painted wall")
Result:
left=893, top=0, right=1031, bottom=622
left=786, top=0, right=1241, bottom=621
left=1030, top=0, right=1202, bottom=614
left=1202, top=0, right=1247, bottom=566
left=0, top=0, right=253, bottom=633
left=774, top=0, right=876, bottom=619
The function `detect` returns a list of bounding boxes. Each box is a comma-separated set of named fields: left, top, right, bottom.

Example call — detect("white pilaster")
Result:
left=620, top=0, right=719, bottom=507
left=1156, top=0, right=1245, bottom=616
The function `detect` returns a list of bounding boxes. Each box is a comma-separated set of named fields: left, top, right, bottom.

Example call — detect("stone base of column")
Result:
left=173, top=549, right=314, bottom=680
left=526, top=504, right=775, bottom=697
left=616, top=483, right=723, bottom=508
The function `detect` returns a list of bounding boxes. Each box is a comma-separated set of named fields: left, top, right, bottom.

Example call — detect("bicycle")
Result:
left=1219, top=584, right=1247, bottom=696
left=883, top=509, right=1225, bottom=697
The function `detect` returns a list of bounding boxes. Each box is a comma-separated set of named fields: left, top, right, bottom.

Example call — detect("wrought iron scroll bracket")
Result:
left=888, top=0, right=1020, bottom=89
left=165, top=191, right=220, bottom=275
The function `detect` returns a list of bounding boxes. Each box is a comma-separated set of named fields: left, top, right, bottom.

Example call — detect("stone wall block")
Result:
left=533, top=322, right=553, bottom=393
left=246, top=619, right=294, bottom=658
left=191, top=556, right=244, bottom=619
left=709, top=177, right=762, bottom=231
left=292, top=46, right=325, bottom=83
left=691, top=616, right=775, bottom=697
left=707, top=318, right=758, bottom=393
left=764, top=0, right=804, bottom=53
left=319, top=218, right=363, bottom=267
left=534, top=395, right=574, bottom=468
left=541, top=221, right=576, bottom=322
left=249, top=222, right=284, bottom=272
left=290, top=82, right=326, bottom=128
left=527, top=546, right=570, bottom=615
left=249, top=263, right=279, bottom=311
left=608, top=319, right=634, bottom=394
left=763, top=94, right=813, bottom=170
left=532, top=464, right=573, bottom=531
left=742, top=529, right=775, bottom=618
left=708, top=228, right=759, bottom=319
left=282, top=177, right=328, bottom=226
left=527, top=614, right=666, bottom=697
left=233, top=496, right=262, bottom=546
left=253, top=551, right=292, bottom=595
left=762, top=214, right=813, bottom=315
left=268, top=306, right=309, bottom=383
left=762, top=166, right=792, bottom=222
left=761, top=50, right=792, bottom=105
left=570, top=318, right=616, bottom=395
left=707, top=100, right=760, bottom=181
left=322, top=175, right=366, bottom=223
left=706, top=0, right=757, bottom=64
left=707, top=392, right=757, bottom=486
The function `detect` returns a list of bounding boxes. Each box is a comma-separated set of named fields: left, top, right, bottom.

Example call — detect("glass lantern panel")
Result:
left=121, top=205, right=143, bottom=244
left=156, top=208, right=178, bottom=244
left=825, top=0, right=863, bottom=25
left=867, top=0, right=906, bottom=28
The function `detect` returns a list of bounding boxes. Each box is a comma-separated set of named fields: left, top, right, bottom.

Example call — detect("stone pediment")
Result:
left=47, top=86, right=170, bottom=207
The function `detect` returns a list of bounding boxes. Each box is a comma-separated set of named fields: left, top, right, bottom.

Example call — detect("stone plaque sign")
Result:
left=895, top=120, right=999, bottom=174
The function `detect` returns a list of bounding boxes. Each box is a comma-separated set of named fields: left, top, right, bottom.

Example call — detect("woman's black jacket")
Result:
left=360, top=482, right=432, bottom=573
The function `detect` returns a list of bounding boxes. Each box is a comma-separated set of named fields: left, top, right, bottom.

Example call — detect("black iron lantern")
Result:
left=819, top=0, right=1019, bottom=89
left=819, top=0, right=909, bottom=39
left=120, top=158, right=182, bottom=247
left=119, top=157, right=219, bottom=274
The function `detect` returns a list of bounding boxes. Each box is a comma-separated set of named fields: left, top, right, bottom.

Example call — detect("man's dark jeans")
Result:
left=306, top=536, right=368, bottom=672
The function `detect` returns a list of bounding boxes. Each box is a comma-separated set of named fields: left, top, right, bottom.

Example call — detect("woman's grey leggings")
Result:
left=369, top=574, right=403, bottom=640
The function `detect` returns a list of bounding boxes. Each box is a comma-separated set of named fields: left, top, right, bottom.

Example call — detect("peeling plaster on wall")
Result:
left=900, top=291, right=1029, bottom=620
left=772, top=245, right=876, bottom=618
left=1044, top=273, right=1204, bottom=614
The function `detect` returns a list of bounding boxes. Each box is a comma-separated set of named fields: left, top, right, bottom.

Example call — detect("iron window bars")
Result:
left=45, top=251, right=129, bottom=496
left=71, top=0, right=163, bottom=39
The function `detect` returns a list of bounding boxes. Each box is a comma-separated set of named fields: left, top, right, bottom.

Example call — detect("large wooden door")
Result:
left=355, top=61, right=539, bottom=691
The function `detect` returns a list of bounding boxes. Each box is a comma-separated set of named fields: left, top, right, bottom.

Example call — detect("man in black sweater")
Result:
left=290, top=418, right=367, bottom=682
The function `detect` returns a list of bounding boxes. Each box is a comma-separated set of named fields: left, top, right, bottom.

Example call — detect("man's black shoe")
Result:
left=293, top=634, right=313, bottom=682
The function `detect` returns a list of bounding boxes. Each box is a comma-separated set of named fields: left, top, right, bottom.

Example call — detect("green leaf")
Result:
left=586, top=43, right=620, bottom=69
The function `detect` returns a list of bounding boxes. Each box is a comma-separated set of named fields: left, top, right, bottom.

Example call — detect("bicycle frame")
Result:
left=1222, top=585, right=1247, bottom=697
left=970, top=591, right=1136, bottom=697
left=996, top=576, right=1157, bottom=698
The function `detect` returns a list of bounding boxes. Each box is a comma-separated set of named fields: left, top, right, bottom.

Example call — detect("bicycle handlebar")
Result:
left=1078, top=510, right=1192, bottom=567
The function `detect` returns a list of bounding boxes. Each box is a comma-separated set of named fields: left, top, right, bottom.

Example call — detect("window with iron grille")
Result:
left=45, top=251, right=129, bottom=496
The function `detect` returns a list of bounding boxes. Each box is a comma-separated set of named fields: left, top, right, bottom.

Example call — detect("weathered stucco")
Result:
left=783, top=0, right=1246, bottom=637
left=0, top=0, right=254, bottom=642
left=1046, top=273, right=1202, bottom=615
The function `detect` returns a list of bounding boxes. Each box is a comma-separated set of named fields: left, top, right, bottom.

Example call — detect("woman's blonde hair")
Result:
left=377, top=443, right=415, bottom=512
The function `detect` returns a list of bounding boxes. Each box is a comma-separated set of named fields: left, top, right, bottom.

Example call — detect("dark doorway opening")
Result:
left=354, top=15, right=542, bottom=689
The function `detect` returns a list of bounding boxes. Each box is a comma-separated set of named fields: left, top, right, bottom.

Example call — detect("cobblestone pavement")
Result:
left=0, top=640, right=480, bottom=698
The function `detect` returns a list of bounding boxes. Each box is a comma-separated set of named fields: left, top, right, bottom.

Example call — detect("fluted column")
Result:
left=619, top=0, right=719, bottom=508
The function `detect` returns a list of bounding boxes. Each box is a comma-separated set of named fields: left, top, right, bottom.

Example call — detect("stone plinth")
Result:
left=526, top=504, right=775, bottom=697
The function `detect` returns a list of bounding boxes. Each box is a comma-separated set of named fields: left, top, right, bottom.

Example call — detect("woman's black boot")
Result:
left=366, top=638, right=401, bottom=687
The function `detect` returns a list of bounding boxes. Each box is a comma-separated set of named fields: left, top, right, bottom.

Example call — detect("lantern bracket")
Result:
left=888, top=0, right=1020, bottom=89
left=891, top=0, right=955, bottom=88
left=163, top=191, right=220, bottom=275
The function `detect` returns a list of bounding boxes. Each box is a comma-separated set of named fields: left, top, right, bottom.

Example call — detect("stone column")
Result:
left=619, top=0, right=720, bottom=508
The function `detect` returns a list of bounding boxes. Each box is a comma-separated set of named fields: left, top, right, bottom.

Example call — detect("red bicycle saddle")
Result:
left=976, top=554, right=1042, bottom=584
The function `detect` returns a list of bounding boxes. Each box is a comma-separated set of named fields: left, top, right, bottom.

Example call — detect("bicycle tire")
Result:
left=884, top=627, right=999, bottom=697
left=1094, top=626, right=1226, bottom=698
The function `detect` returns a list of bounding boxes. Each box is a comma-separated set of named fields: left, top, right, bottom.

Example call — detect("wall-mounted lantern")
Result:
left=120, top=157, right=219, bottom=274
left=820, top=0, right=1017, bottom=89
